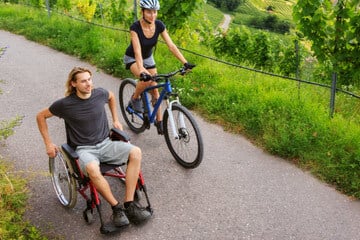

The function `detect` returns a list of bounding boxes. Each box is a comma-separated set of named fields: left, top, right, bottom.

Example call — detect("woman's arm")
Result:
left=161, top=29, right=187, bottom=65
left=130, top=31, right=149, bottom=77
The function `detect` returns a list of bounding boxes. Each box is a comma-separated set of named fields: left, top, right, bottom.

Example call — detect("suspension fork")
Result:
left=165, top=97, right=186, bottom=139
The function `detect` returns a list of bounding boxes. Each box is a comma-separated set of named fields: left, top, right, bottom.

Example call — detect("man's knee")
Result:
left=129, top=146, right=142, bottom=163
left=86, top=161, right=101, bottom=179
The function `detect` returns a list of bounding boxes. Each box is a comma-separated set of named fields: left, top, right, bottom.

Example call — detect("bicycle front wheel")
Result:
left=163, top=103, right=204, bottom=168
left=119, top=78, right=146, bottom=133
left=49, top=150, right=77, bottom=208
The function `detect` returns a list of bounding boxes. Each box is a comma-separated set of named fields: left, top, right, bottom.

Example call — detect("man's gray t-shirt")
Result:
left=49, top=88, right=109, bottom=148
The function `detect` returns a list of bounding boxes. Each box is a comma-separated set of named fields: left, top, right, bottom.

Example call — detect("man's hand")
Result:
left=46, top=143, right=58, bottom=158
left=113, top=120, right=123, bottom=131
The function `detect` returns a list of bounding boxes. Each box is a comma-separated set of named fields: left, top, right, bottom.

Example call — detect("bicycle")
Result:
left=118, top=66, right=204, bottom=168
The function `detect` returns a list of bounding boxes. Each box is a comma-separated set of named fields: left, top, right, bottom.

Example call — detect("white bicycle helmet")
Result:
left=139, top=0, right=160, bottom=10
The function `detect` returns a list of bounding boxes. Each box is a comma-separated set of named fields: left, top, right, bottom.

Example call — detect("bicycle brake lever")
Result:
left=180, top=67, right=187, bottom=76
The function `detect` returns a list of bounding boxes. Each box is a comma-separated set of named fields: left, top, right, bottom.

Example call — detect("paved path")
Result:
left=219, top=14, right=231, bottom=32
left=1, top=30, right=360, bottom=240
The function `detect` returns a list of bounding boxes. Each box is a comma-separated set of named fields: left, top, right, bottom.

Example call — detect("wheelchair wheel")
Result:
left=49, top=150, right=77, bottom=208
left=119, top=78, right=147, bottom=133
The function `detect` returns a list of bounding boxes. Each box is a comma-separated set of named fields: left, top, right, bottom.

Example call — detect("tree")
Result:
left=293, top=0, right=360, bottom=85
left=158, top=0, right=202, bottom=32
left=208, top=0, right=242, bottom=11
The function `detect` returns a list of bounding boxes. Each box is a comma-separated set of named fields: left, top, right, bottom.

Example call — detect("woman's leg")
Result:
left=130, top=65, right=162, bottom=122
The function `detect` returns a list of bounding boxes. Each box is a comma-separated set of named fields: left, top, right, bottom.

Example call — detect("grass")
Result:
left=0, top=116, right=46, bottom=239
left=0, top=160, right=46, bottom=240
left=1, top=1, right=360, bottom=237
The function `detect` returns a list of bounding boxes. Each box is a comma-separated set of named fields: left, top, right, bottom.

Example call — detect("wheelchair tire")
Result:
left=49, top=149, right=77, bottom=208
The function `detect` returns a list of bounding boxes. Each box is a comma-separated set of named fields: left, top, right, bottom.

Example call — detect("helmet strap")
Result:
left=143, top=16, right=152, bottom=24
left=141, top=9, right=152, bottom=24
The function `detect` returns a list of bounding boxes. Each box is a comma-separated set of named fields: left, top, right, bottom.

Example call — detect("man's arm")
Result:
left=36, top=108, right=58, bottom=158
left=108, top=91, right=123, bottom=130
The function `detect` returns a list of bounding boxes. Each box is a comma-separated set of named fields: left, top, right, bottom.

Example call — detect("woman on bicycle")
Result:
left=123, top=0, right=194, bottom=134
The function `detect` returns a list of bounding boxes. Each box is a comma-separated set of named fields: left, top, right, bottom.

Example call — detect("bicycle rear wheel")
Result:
left=119, top=78, right=146, bottom=133
left=163, top=103, right=204, bottom=168
left=49, top=150, right=77, bottom=208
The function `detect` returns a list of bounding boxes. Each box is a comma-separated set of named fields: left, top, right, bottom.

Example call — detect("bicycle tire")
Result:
left=119, top=78, right=147, bottom=133
left=163, top=103, right=204, bottom=168
left=49, top=150, right=77, bottom=208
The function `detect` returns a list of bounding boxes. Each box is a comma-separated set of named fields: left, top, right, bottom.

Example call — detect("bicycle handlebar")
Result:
left=151, top=65, right=195, bottom=82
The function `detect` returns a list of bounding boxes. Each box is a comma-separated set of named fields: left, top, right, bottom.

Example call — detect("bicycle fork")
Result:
left=165, top=98, right=186, bottom=140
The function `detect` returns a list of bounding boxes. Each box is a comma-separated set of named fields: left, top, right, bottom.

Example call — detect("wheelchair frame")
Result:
left=48, top=128, right=152, bottom=234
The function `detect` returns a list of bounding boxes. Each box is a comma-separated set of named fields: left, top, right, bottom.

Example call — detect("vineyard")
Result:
left=234, top=0, right=295, bottom=26
left=249, top=0, right=295, bottom=19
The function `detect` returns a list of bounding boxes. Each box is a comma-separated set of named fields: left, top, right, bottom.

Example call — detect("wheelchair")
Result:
left=48, top=128, right=152, bottom=234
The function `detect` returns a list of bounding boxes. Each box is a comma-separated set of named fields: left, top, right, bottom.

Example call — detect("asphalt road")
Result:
left=1, top=30, right=360, bottom=240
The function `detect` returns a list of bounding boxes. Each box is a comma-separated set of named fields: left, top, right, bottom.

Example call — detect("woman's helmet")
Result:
left=139, top=0, right=160, bottom=10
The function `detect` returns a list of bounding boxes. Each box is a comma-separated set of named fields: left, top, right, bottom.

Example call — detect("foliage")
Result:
left=293, top=0, right=360, bottom=86
left=211, top=26, right=306, bottom=77
left=0, top=161, right=46, bottom=240
left=109, top=0, right=128, bottom=24
left=0, top=117, right=23, bottom=141
left=76, top=0, right=96, bottom=22
left=248, top=14, right=291, bottom=34
left=208, top=0, right=243, bottom=11
left=158, top=0, right=203, bottom=32
left=56, top=0, right=71, bottom=12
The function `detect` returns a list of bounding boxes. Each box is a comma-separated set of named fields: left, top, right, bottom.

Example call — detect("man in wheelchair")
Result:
left=36, top=66, right=151, bottom=227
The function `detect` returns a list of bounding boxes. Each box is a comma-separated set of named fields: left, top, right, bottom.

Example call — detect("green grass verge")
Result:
left=0, top=160, right=46, bottom=239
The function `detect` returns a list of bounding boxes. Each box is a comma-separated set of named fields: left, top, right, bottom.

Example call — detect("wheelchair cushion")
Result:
left=61, top=143, right=79, bottom=159
left=100, top=163, right=124, bottom=174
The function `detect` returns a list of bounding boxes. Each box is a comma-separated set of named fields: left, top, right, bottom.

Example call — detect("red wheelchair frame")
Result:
left=49, top=128, right=152, bottom=234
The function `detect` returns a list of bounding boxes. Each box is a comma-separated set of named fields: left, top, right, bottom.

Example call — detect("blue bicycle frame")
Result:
left=126, top=79, right=184, bottom=138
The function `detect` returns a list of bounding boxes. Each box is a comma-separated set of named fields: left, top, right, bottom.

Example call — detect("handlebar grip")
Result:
left=140, top=72, right=153, bottom=82
left=184, top=62, right=196, bottom=70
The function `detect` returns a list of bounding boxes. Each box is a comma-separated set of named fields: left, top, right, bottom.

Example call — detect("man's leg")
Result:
left=86, top=162, right=129, bottom=227
left=124, top=146, right=141, bottom=202
left=123, top=146, right=151, bottom=224
left=86, top=162, right=118, bottom=206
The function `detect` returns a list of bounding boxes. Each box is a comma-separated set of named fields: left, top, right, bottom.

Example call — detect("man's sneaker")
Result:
left=112, top=204, right=130, bottom=227
left=128, top=96, right=143, bottom=113
left=124, top=202, right=151, bottom=224
left=155, top=120, right=163, bottom=135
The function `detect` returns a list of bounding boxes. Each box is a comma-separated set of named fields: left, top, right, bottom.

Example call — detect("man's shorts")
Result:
left=123, top=54, right=156, bottom=70
left=76, top=137, right=134, bottom=176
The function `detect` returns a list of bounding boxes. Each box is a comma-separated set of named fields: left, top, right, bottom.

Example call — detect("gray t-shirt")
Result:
left=49, top=88, right=109, bottom=148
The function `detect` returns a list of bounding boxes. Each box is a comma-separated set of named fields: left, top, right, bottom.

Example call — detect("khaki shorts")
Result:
left=76, top=137, right=134, bottom=176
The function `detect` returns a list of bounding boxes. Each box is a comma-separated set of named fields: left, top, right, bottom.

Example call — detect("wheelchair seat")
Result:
left=61, top=128, right=130, bottom=177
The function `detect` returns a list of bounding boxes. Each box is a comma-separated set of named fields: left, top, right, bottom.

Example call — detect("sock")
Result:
left=112, top=202, right=120, bottom=209
left=124, top=201, right=133, bottom=208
